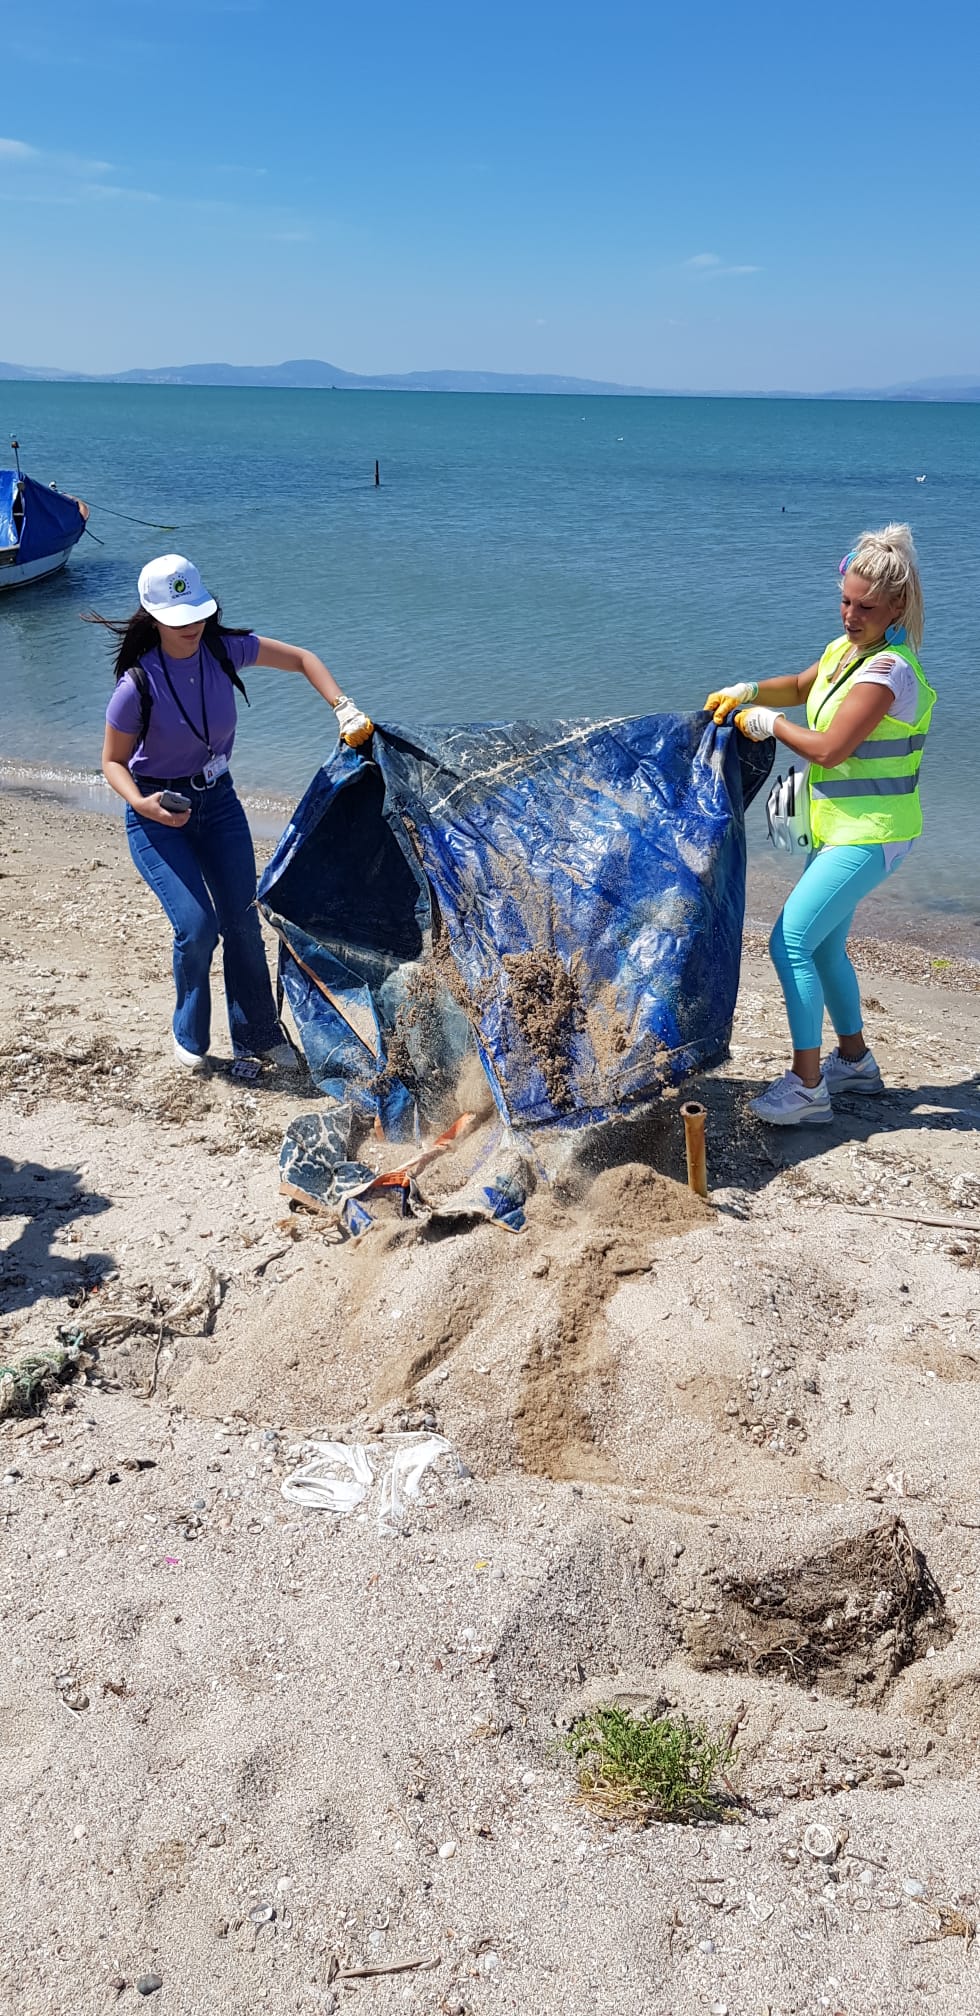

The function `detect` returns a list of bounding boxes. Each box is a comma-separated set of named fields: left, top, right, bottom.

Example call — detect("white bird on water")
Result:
left=916, top=473, right=926, bottom=482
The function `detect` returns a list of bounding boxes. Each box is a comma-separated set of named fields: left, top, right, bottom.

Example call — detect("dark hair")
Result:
left=87, top=604, right=252, bottom=751
left=85, top=602, right=250, bottom=679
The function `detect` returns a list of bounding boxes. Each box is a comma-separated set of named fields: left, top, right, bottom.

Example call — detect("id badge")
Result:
left=202, top=753, right=229, bottom=785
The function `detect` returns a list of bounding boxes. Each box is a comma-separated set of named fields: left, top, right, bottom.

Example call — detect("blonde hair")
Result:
left=845, top=522, right=924, bottom=652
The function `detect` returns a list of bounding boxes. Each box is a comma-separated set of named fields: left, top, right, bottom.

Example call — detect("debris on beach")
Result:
left=277, top=1105, right=524, bottom=1233
left=687, top=1517, right=952, bottom=1702
left=280, top=1431, right=466, bottom=1532
left=0, top=1335, right=89, bottom=1417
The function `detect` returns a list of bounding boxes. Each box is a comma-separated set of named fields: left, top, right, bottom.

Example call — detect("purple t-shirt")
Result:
left=105, top=631, right=261, bottom=776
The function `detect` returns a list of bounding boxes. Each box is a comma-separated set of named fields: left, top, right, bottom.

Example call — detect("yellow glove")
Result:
left=704, top=681, right=758, bottom=724
left=334, top=696, right=374, bottom=749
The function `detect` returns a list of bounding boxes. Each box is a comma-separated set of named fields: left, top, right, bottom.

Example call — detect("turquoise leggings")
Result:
left=768, top=844, right=895, bottom=1051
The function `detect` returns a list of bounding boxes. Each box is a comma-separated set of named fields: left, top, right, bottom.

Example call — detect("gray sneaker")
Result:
left=749, top=1070, right=833, bottom=1126
left=823, top=1046, right=884, bottom=1096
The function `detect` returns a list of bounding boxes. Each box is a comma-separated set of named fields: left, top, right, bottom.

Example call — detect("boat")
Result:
left=0, top=441, right=89, bottom=592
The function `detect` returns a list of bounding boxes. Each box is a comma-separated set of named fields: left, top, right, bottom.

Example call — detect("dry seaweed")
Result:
left=686, top=1519, right=951, bottom=1702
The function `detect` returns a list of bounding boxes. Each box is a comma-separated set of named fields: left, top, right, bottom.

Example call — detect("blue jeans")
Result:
left=768, top=843, right=898, bottom=1051
left=126, top=774, right=280, bottom=1059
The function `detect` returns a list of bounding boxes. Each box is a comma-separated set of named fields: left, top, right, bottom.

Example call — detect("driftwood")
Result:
left=335, top=1955, right=440, bottom=1980
left=846, top=1207, right=980, bottom=1234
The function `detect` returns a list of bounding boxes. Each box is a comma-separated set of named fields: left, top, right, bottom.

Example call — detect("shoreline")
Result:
left=0, top=757, right=296, bottom=842
left=4, top=755, right=978, bottom=965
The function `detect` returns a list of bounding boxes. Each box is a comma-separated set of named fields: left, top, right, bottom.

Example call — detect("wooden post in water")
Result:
left=374, top=460, right=380, bottom=487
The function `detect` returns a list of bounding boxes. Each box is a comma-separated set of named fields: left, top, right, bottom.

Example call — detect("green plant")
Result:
left=562, top=1706, right=736, bottom=1824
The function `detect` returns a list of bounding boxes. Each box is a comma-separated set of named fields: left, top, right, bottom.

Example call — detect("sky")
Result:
left=3, top=0, right=979, bottom=391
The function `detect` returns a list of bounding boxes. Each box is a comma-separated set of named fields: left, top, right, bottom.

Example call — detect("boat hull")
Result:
left=0, top=546, right=77, bottom=592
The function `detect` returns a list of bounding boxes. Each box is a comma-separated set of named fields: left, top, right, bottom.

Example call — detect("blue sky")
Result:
left=4, top=0, right=978, bottom=389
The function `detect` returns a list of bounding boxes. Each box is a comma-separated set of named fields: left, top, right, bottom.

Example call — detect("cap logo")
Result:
left=171, top=575, right=188, bottom=596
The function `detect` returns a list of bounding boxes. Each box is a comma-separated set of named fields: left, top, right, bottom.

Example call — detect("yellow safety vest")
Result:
left=806, top=636, right=936, bottom=846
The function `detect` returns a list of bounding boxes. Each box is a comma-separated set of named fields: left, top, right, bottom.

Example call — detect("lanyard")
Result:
left=811, top=644, right=881, bottom=729
left=159, top=648, right=212, bottom=756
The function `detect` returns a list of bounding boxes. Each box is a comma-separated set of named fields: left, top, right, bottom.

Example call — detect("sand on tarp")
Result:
left=502, top=950, right=581, bottom=1110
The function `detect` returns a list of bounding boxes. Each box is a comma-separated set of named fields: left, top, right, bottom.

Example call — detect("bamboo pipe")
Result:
left=680, top=1101, right=708, bottom=1199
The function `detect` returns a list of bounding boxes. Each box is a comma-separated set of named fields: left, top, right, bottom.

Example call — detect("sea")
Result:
left=2, top=382, right=978, bottom=954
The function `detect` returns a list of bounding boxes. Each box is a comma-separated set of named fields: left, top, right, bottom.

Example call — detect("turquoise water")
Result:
left=1, top=383, right=977, bottom=939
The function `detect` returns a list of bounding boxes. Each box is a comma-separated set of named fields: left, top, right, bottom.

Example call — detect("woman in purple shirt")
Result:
left=100, top=553, right=373, bottom=1074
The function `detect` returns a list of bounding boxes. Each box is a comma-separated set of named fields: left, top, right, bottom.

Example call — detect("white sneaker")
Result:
left=173, top=1035, right=208, bottom=1071
left=823, top=1046, right=884, bottom=1096
left=749, top=1070, right=833, bottom=1126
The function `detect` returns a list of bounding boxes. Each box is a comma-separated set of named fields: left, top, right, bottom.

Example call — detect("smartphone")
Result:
left=159, top=790, right=191, bottom=814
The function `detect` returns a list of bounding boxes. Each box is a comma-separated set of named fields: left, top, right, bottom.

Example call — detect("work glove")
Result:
left=734, top=704, right=784, bottom=742
left=704, top=681, right=758, bottom=724
left=334, top=696, right=374, bottom=749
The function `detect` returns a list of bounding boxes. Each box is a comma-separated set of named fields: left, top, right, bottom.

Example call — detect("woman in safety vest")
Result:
left=704, top=523, right=935, bottom=1126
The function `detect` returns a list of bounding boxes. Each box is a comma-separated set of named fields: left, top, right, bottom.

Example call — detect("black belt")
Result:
left=135, top=769, right=230, bottom=793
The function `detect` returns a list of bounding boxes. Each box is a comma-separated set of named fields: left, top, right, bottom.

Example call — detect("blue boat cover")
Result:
left=0, top=470, right=86, bottom=564
left=258, top=716, right=771, bottom=1141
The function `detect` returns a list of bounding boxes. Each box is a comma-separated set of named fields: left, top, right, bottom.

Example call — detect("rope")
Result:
left=80, top=500, right=178, bottom=531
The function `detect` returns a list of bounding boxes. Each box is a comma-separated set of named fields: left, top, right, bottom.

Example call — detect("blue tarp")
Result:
left=0, top=471, right=86, bottom=564
left=258, top=716, right=772, bottom=1142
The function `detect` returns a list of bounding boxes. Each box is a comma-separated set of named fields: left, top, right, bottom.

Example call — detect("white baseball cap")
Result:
left=137, top=553, right=217, bottom=627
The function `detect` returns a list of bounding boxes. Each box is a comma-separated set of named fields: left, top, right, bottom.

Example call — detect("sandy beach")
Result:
left=2, top=782, right=979, bottom=2016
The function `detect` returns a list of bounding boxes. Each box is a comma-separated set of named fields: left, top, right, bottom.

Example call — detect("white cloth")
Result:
left=280, top=1433, right=463, bottom=1532
left=852, top=651, right=919, bottom=871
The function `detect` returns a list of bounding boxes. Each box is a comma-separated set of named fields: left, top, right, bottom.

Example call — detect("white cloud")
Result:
left=82, top=182, right=161, bottom=202
left=0, top=138, right=114, bottom=177
left=1, top=138, right=310, bottom=237
left=685, top=252, right=762, bottom=278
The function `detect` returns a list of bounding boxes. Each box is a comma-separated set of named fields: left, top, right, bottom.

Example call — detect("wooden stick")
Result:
left=845, top=1207, right=980, bottom=1234
left=147, top=1322, right=166, bottom=1400
left=681, top=1101, right=708, bottom=1199
left=337, top=1955, right=439, bottom=1980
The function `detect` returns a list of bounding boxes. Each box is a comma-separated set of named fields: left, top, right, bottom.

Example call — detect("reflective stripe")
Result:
left=852, top=732, right=927, bottom=759
left=811, top=775, right=918, bottom=800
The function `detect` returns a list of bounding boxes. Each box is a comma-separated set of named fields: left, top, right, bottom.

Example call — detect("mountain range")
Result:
left=2, top=358, right=980, bottom=400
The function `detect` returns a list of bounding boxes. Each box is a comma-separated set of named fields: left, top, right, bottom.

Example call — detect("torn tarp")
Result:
left=278, top=1106, right=529, bottom=1234
left=258, top=715, right=771, bottom=1144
